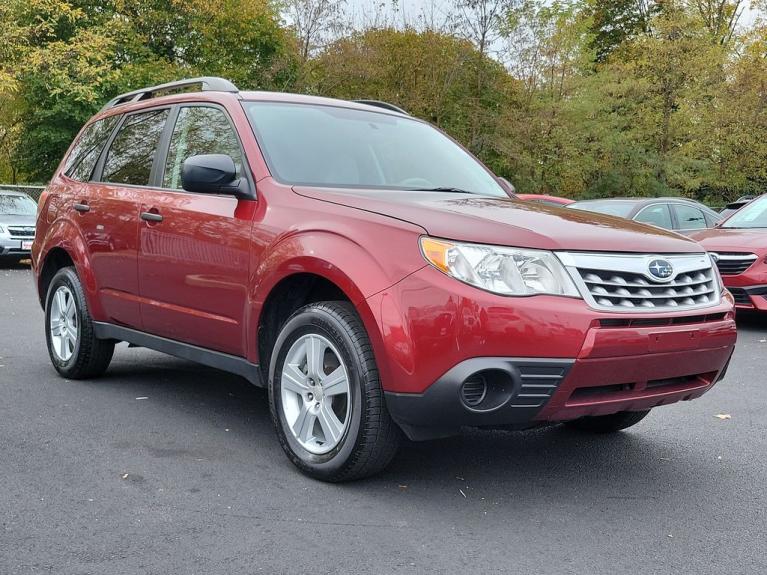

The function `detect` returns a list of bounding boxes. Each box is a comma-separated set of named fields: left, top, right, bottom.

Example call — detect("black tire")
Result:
left=268, top=301, right=400, bottom=482
left=565, top=410, right=651, bottom=433
left=44, top=267, right=114, bottom=379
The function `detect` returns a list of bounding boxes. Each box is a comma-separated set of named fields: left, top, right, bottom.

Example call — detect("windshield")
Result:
left=244, top=102, right=507, bottom=197
left=722, top=195, right=767, bottom=228
left=568, top=201, right=637, bottom=218
left=0, top=194, right=37, bottom=216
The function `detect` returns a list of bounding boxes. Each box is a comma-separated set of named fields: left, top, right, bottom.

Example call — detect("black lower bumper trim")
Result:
left=728, top=285, right=767, bottom=306
left=385, top=357, right=573, bottom=441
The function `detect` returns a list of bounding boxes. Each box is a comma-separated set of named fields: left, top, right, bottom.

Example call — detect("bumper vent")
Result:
left=727, top=287, right=753, bottom=306
left=712, top=252, right=757, bottom=276
left=461, top=377, right=487, bottom=407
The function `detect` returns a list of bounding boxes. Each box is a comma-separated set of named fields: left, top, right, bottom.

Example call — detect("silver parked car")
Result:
left=0, top=190, right=37, bottom=263
left=567, top=197, right=722, bottom=234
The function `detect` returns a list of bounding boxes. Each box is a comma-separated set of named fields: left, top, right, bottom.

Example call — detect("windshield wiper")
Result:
left=407, top=187, right=475, bottom=194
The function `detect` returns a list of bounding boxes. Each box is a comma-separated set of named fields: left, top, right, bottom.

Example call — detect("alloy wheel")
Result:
left=280, top=333, right=351, bottom=454
left=49, top=286, right=78, bottom=362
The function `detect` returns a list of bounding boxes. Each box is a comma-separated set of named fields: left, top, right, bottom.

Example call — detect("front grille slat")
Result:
left=712, top=252, right=757, bottom=276
left=578, top=267, right=716, bottom=310
left=560, top=252, right=720, bottom=313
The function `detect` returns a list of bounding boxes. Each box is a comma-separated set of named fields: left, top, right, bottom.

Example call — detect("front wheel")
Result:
left=268, top=302, right=400, bottom=482
left=45, top=267, right=114, bottom=379
left=564, top=410, right=651, bottom=433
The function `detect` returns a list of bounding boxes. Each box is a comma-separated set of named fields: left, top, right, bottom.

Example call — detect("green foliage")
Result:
left=0, top=0, right=765, bottom=203
left=1, top=0, right=295, bottom=181
left=310, top=28, right=518, bottom=173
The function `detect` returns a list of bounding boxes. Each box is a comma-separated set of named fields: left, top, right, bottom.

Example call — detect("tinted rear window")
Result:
left=102, top=109, right=169, bottom=186
left=65, top=115, right=120, bottom=182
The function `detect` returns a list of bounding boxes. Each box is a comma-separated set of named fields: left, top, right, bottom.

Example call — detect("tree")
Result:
left=1, top=0, right=299, bottom=181
left=311, top=27, right=518, bottom=173
left=689, top=0, right=745, bottom=45
left=284, top=0, right=348, bottom=62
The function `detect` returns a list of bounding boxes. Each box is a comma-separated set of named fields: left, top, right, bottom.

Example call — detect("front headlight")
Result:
left=0, top=225, right=5, bottom=234
left=420, top=237, right=580, bottom=297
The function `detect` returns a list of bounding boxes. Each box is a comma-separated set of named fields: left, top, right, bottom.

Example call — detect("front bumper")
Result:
left=0, top=237, right=34, bottom=257
left=375, top=266, right=737, bottom=441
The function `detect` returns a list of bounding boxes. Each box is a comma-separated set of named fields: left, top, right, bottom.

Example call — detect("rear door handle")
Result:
left=73, top=203, right=90, bottom=213
left=140, top=211, right=163, bottom=223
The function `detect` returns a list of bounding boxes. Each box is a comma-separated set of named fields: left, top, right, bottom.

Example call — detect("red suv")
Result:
left=690, top=194, right=767, bottom=311
left=32, top=78, right=737, bottom=481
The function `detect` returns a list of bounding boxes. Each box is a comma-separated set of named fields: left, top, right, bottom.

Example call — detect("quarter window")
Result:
left=102, top=109, right=169, bottom=186
left=635, top=204, right=673, bottom=229
left=673, top=204, right=707, bottom=230
left=65, top=115, right=120, bottom=182
left=163, top=106, right=243, bottom=190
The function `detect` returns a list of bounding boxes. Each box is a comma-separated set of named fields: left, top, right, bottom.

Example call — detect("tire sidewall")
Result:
left=44, top=268, right=84, bottom=374
left=269, top=307, right=365, bottom=478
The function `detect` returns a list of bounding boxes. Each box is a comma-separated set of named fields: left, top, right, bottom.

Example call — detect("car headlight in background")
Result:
left=420, top=237, right=580, bottom=297
left=0, top=225, right=5, bottom=234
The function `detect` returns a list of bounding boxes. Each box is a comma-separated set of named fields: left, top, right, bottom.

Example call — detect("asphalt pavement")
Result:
left=1, top=263, right=766, bottom=575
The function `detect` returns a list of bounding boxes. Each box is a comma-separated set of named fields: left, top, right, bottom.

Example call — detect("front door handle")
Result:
left=73, top=202, right=90, bottom=213
left=140, top=211, right=163, bottom=223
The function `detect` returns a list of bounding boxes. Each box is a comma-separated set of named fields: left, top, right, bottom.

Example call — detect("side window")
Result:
left=65, top=115, right=120, bottom=182
left=102, top=109, right=169, bottom=186
left=704, top=209, right=721, bottom=227
left=635, top=204, right=673, bottom=229
left=673, top=204, right=707, bottom=230
left=163, top=106, right=243, bottom=190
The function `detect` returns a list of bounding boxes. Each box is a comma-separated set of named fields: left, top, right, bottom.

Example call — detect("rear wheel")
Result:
left=268, top=301, right=400, bottom=482
left=565, top=410, right=650, bottom=433
left=45, top=267, right=114, bottom=379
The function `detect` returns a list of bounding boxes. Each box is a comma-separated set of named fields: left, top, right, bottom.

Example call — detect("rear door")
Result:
left=671, top=203, right=709, bottom=233
left=634, top=203, right=674, bottom=230
left=88, top=107, right=170, bottom=327
left=135, top=104, right=254, bottom=356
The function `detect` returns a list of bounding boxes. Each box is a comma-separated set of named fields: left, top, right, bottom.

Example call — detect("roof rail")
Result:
left=101, top=77, right=239, bottom=112
left=353, top=99, right=408, bottom=115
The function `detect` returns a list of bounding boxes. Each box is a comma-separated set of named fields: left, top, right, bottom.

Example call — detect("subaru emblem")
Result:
left=648, top=258, right=674, bottom=281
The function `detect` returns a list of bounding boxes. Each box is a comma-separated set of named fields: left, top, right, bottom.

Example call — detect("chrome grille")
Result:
left=7, top=226, right=35, bottom=238
left=711, top=252, right=757, bottom=276
left=558, top=252, right=720, bottom=312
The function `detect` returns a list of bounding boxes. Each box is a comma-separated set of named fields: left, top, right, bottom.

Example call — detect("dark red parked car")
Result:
left=32, top=78, right=737, bottom=481
left=690, top=194, right=767, bottom=311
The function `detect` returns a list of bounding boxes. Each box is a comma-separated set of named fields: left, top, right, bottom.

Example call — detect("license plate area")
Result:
left=21, top=240, right=33, bottom=250
left=648, top=329, right=698, bottom=352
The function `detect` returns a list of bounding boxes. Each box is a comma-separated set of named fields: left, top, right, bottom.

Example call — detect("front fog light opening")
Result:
left=460, top=369, right=513, bottom=411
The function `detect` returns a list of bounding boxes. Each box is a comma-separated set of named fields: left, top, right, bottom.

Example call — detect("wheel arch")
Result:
left=35, top=219, right=100, bottom=316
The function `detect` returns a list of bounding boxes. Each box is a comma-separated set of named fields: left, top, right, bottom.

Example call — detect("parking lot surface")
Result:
left=1, top=264, right=766, bottom=575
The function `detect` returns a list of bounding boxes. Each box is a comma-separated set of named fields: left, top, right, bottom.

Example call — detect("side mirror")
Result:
left=496, top=176, right=517, bottom=198
left=181, top=154, right=250, bottom=197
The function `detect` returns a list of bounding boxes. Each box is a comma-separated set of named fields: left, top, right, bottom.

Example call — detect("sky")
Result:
left=345, top=0, right=763, bottom=30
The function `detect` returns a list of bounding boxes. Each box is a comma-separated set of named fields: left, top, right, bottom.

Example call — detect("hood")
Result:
left=689, top=227, right=767, bottom=253
left=0, top=214, right=36, bottom=227
left=293, top=187, right=703, bottom=253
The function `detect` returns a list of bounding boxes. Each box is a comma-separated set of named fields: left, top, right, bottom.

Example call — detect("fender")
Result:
left=247, top=230, right=426, bottom=387
left=35, top=216, right=103, bottom=318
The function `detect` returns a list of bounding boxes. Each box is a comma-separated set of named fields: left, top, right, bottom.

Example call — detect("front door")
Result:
left=136, top=105, right=254, bottom=356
